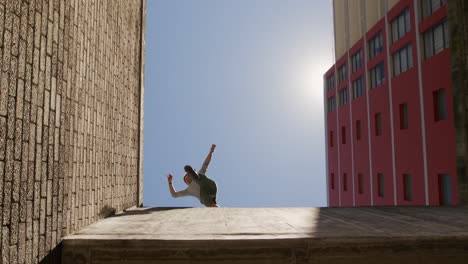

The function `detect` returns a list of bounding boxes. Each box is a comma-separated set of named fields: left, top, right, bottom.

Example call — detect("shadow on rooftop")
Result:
left=61, top=206, right=468, bottom=263
left=111, top=206, right=193, bottom=217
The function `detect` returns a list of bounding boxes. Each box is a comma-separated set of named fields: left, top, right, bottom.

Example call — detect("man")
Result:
left=167, top=144, right=219, bottom=207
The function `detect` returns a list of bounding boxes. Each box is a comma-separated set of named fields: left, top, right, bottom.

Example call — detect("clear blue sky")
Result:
left=144, top=0, right=334, bottom=207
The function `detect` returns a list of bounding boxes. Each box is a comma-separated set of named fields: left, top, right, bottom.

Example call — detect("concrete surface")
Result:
left=0, top=1, right=145, bottom=263
left=62, top=206, right=468, bottom=263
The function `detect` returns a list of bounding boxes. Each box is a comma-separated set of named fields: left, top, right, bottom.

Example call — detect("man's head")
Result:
left=183, top=174, right=192, bottom=185
left=183, top=165, right=195, bottom=185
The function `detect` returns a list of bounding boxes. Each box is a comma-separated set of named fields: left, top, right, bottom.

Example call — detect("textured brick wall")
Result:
left=449, top=0, right=468, bottom=205
left=0, top=0, right=145, bottom=263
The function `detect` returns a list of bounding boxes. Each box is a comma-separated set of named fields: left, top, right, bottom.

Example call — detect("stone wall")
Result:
left=449, top=0, right=468, bottom=205
left=0, top=0, right=145, bottom=263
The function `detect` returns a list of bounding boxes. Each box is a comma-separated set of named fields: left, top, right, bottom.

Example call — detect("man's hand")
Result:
left=210, top=144, right=216, bottom=153
left=167, top=174, right=173, bottom=184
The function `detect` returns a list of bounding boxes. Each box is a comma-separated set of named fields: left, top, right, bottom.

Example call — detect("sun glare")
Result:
left=293, top=55, right=333, bottom=110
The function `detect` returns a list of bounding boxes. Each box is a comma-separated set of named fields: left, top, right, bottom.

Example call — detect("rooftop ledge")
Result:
left=62, top=206, right=468, bottom=263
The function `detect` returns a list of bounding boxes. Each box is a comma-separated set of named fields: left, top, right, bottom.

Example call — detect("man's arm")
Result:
left=167, top=174, right=190, bottom=198
left=199, top=144, right=216, bottom=175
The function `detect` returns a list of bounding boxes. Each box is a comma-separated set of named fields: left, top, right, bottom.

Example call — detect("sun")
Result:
left=294, top=55, right=333, bottom=110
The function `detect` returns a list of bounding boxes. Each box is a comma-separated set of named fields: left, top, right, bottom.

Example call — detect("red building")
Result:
left=325, top=0, right=456, bottom=207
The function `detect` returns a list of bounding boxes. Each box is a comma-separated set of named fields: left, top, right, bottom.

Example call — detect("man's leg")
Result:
left=200, top=179, right=218, bottom=207
left=210, top=197, right=219, bottom=207
left=199, top=144, right=216, bottom=175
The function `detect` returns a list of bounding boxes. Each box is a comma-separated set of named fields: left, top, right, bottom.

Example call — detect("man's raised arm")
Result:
left=199, top=144, right=216, bottom=175
left=167, top=174, right=190, bottom=198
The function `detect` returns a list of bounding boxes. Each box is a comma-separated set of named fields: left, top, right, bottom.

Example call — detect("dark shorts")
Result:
left=199, top=176, right=218, bottom=207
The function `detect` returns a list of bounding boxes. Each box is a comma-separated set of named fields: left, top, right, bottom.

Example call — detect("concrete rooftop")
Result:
left=62, top=206, right=468, bottom=263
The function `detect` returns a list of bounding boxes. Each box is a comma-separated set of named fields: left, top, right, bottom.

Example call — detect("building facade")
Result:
left=448, top=0, right=468, bottom=205
left=0, top=0, right=146, bottom=263
left=324, top=0, right=457, bottom=207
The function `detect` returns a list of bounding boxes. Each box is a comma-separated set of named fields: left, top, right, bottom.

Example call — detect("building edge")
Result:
left=324, top=74, right=330, bottom=207
left=138, top=0, right=147, bottom=207
left=448, top=0, right=468, bottom=205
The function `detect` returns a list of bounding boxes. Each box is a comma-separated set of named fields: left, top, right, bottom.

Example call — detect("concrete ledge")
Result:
left=62, top=207, right=468, bottom=263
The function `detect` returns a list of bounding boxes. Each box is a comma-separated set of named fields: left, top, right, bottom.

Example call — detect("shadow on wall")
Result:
left=99, top=205, right=117, bottom=218
left=37, top=205, right=136, bottom=263
left=39, top=243, right=61, bottom=264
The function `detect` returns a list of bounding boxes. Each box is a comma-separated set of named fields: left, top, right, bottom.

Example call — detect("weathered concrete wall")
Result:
left=0, top=0, right=145, bottom=263
left=449, top=0, right=468, bottom=205
left=62, top=207, right=468, bottom=264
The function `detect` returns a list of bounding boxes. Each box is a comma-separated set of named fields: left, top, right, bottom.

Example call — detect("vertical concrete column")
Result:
left=448, top=0, right=468, bottom=205
left=383, top=0, right=398, bottom=205
left=362, top=0, right=375, bottom=206
left=412, top=0, right=431, bottom=206
left=344, top=0, right=357, bottom=207
left=324, top=74, right=330, bottom=206
left=332, top=0, right=343, bottom=206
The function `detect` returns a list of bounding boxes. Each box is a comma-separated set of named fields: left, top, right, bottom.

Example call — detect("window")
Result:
left=444, top=19, right=450, bottom=47
left=391, top=9, right=411, bottom=43
left=369, top=63, right=385, bottom=89
left=338, top=64, right=347, bottom=83
left=356, top=120, right=361, bottom=141
left=351, top=49, right=362, bottom=73
left=400, top=103, right=408, bottom=129
left=433, top=88, right=446, bottom=121
left=339, top=88, right=348, bottom=106
left=327, top=75, right=335, bottom=91
left=329, top=130, right=334, bottom=147
left=393, top=44, right=413, bottom=76
left=341, top=126, right=346, bottom=144
left=368, top=32, right=383, bottom=60
left=403, top=174, right=412, bottom=201
left=377, top=173, right=384, bottom=197
left=424, top=29, right=434, bottom=59
left=421, top=0, right=447, bottom=19
left=434, top=23, right=444, bottom=53
left=327, top=96, right=336, bottom=112
left=358, top=174, right=364, bottom=194
left=375, top=113, right=382, bottom=136
left=330, top=173, right=335, bottom=190
left=438, top=174, right=452, bottom=205
left=423, top=19, right=449, bottom=59
left=352, top=77, right=364, bottom=99
left=343, top=173, right=348, bottom=191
